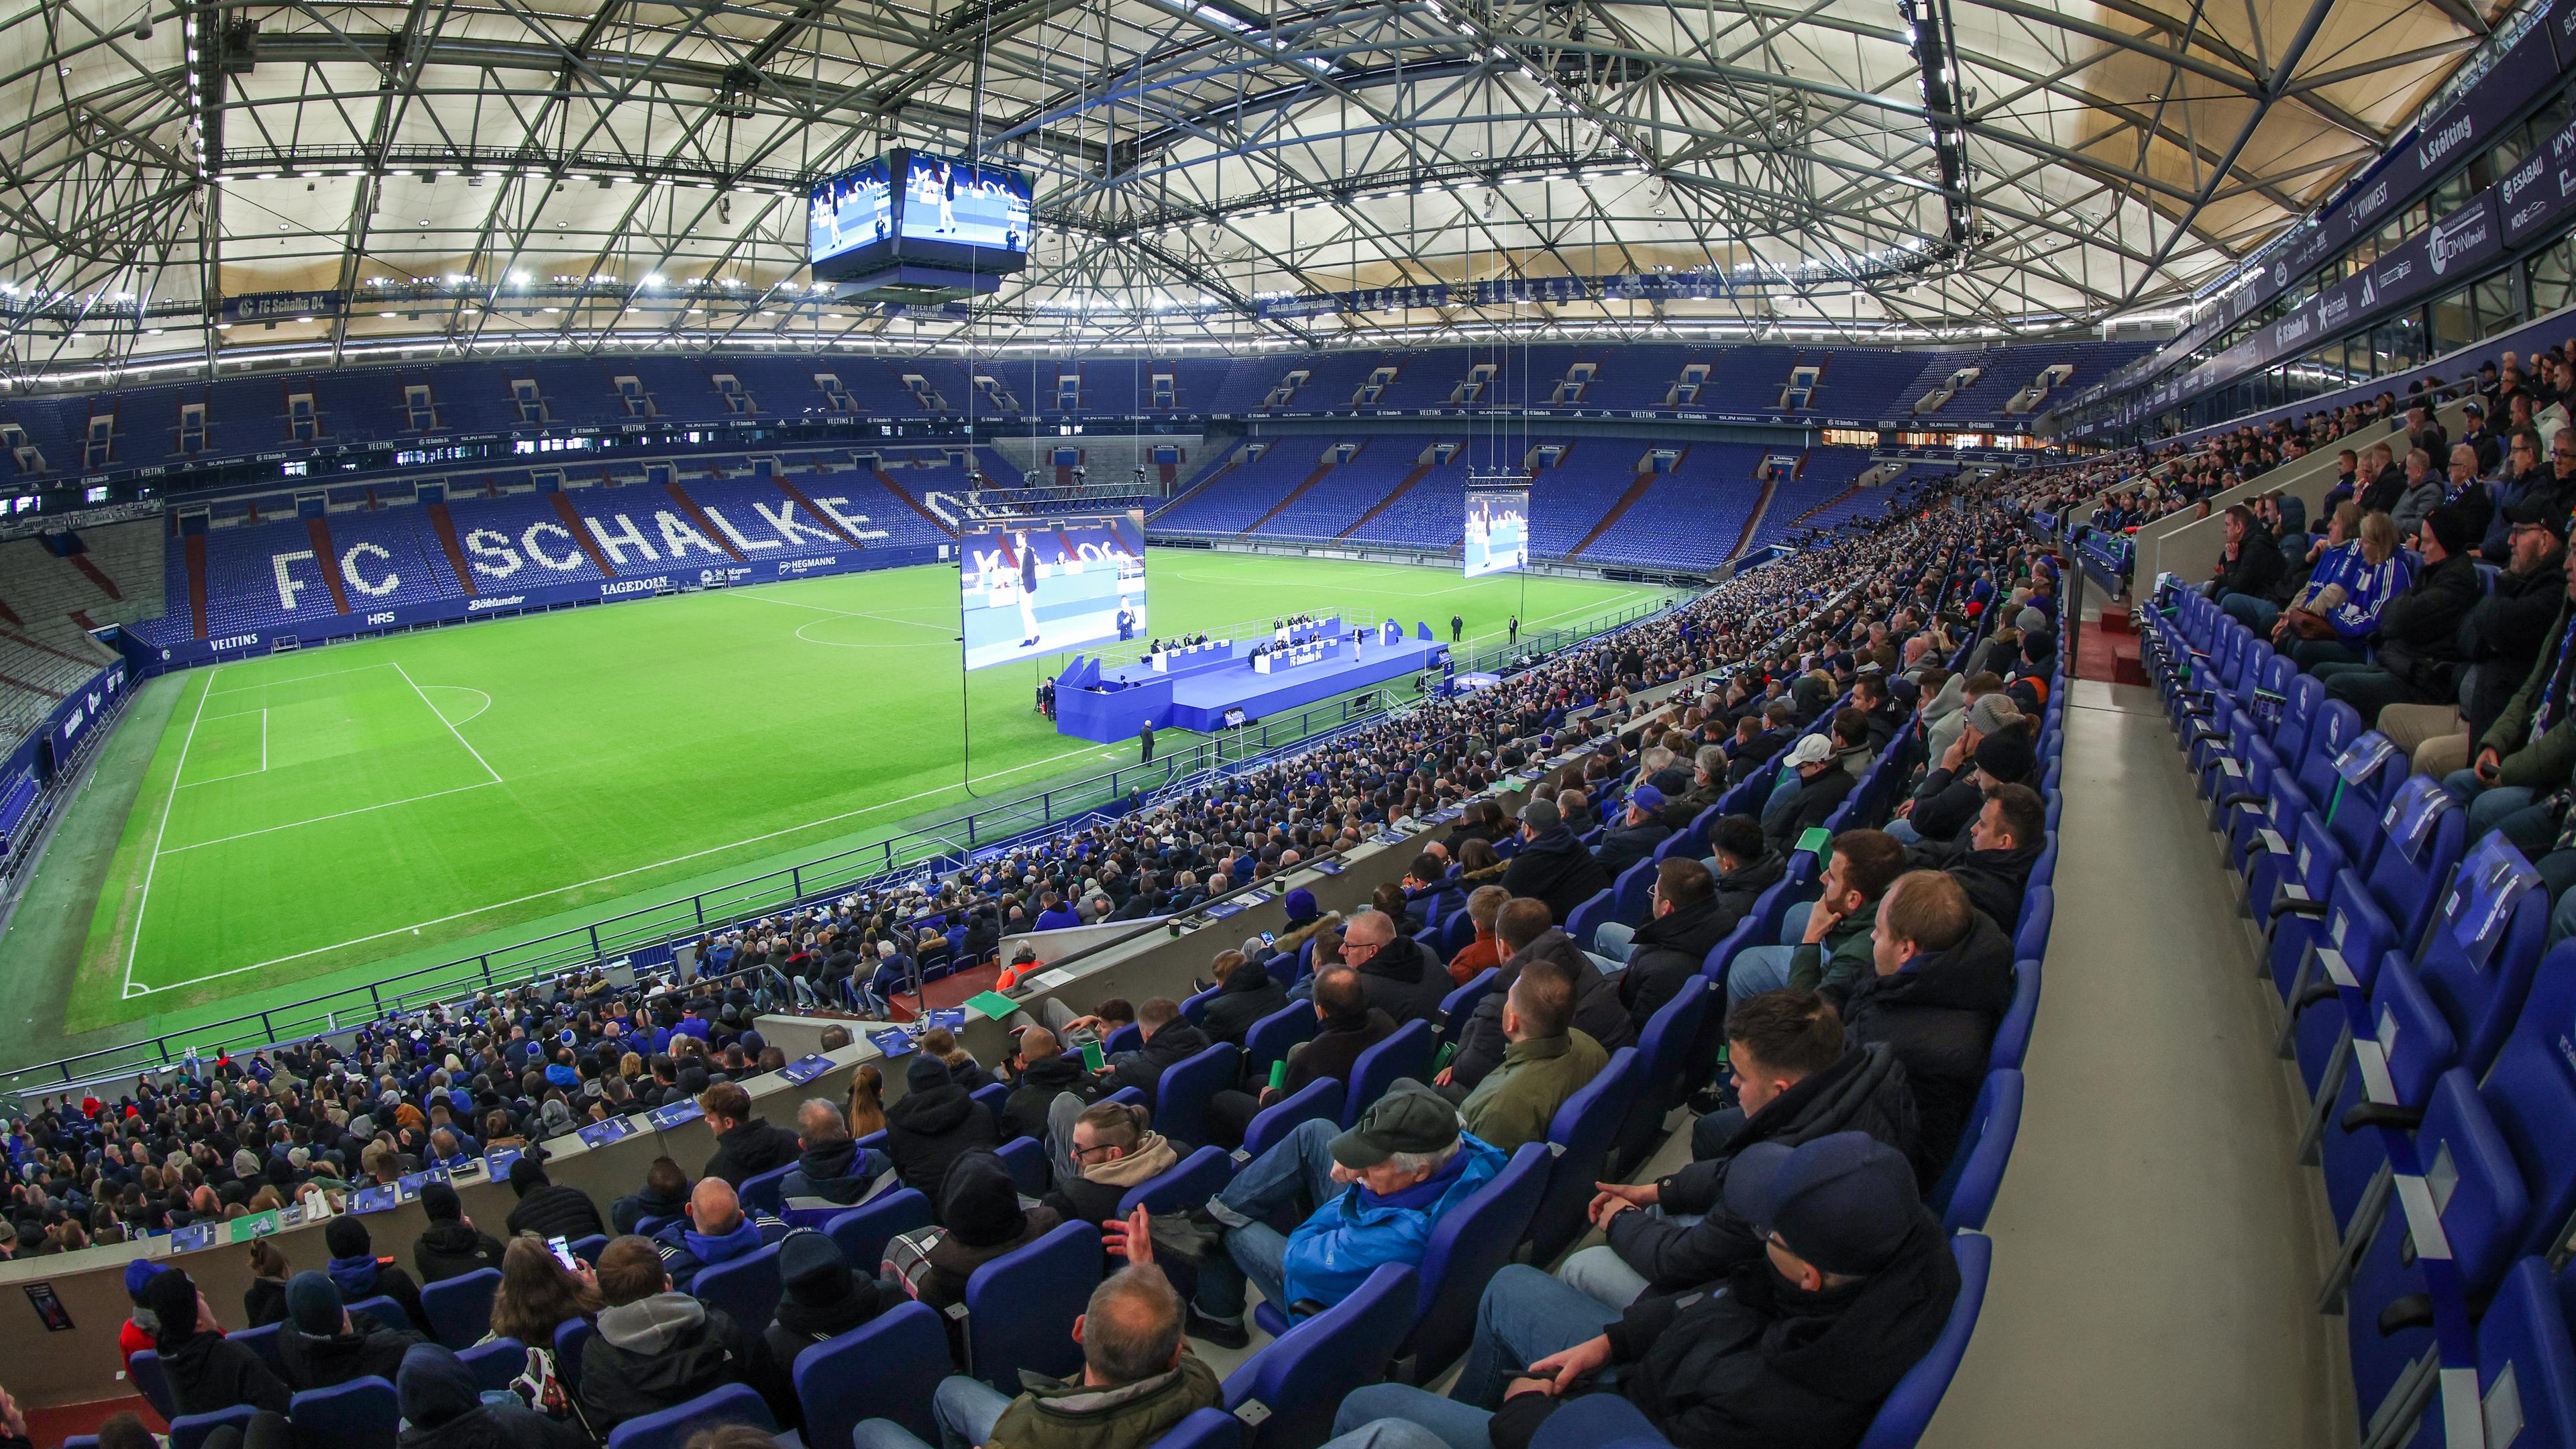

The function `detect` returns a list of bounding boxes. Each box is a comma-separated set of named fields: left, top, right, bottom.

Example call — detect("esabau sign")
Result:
left=808, top=149, right=1033, bottom=282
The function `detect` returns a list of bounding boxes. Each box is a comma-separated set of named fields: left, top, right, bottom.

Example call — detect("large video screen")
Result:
left=808, top=158, right=896, bottom=276
left=1463, top=488, right=1529, bottom=578
left=897, top=153, right=1034, bottom=264
left=960, top=514, right=1146, bottom=671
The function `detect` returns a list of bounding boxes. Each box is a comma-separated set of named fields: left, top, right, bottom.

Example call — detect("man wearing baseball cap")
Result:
left=1183, top=1085, right=1503, bottom=1350
left=1323, top=1132, right=1959, bottom=1449
left=1761, top=731, right=1857, bottom=853
left=1591, top=784, right=1672, bottom=876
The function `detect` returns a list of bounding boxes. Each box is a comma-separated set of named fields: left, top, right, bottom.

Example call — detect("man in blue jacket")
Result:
left=1183, top=1085, right=1503, bottom=1348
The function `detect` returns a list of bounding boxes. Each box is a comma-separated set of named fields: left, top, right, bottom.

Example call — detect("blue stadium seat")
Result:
left=1564, top=888, right=1615, bottom=951
left=1120, top=1144, right=1234, bottom=1218
left=553, top=1317, right=592, bottom=1397
left=421, top=1267, right=501, bottom=1349
left=1391, top=1141, right=1551, bottom=1379
left=342, top=1294, right=414, bottom=1334
left=1931, top=1069, right=2021, bottom=1233
left=1440, top=969, right=1499, bottom=1042
left=604, top=1383, right=775, bottom=1449
left=999, top=1136, right=1052, bottom=1197
left=971, top=1081, right=1012, bottom=1136
left=129, top=1350, right=177, bottom=1421
left=1240, top=1078, right=1344, bottom=1163
left=690, top=1242, right=782, bottom=1332
left=1222, top=1263, right=1419, bottom=1449
left=737, top=1163, right=796, bottom=1216
left=1344, top=1020, right=1437, bottom=1128
left=1526, top=1048, right=1642, bottom=1263
left=2384, top=1256, right=2576, bottom=1447
left=1613, top=977, right=1712, bottom=1175
left=1609, top=859, right=1658, bottom=925
left=1855, top=1230, right=1992, bottom=1449
left=1243, top=1002, right=1321, bottom=1084
left=457, top=1337, right=525, bottom=1395
left=1156, top=1042, right=1243, bottom=1149
left=965, top=1219, right=1102, bottom=1389
left=1106, top=1021, right=1145, bottom=1055
left=794, top=1301, right=951, bottom=1449
left=570, top=1234, right=610, bottom=1266
left=228, top=1322, right=285, bottom=1371
left=2010, top=888, right=2052, bottom=963
left=1988, top=959, right=2041, bottom=1073
left=826, top=1187, right=936, bottom=1275
left=169, top=1405, right=257, bottom=1449
left=1150, top=1408, right=1244, bottom=1449
left=289, top=1374, right=398, bottom=1449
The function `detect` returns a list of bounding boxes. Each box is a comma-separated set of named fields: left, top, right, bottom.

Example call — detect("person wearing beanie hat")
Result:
left=396, top=1342, right=588, bottom=1449
left=278, top=1268, right=425, bottom=1391
left=1889, top=701, right=2036, bottom=850
left=761, top=1228, right=888, bottom=1371
left=1337, top=1132, right=1956, bottom=1449
left=117, top=1257, right=168, bottom=1373
left=325, top=1213, right=429, bottom=1336
left=144, top=1267, right=293, bottom=1415
left=504, top=1155, right=606, bottom=1242
left=1267, top=885, right=1344, bottom=960
left=2310, top=501, right=2483, bottom=723
left=882, top=1051, right=999, bottom=1200
left=902, top=1152, right=1062, bottom=1343
left=412, top=1180, right=506, bottom=1284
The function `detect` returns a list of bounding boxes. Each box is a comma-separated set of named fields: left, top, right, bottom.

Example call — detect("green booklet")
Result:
left=965, top=990, right=1021, bottom=1022
left=1794, top=825, right=1833, bottom=857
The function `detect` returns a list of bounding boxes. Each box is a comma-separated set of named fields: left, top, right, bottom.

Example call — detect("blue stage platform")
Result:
left=1053, top=621, right=1450, bottom=741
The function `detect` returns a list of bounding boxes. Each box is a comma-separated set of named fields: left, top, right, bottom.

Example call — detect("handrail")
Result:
left=1, top=589, right=1679, bottom=1095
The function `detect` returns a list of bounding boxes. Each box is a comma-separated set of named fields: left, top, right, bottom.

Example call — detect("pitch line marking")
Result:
left=159, top=781, right=504, bottom=854
left=125, top=736, right=1122, bottom=994
left=176, top=708, right=270, bottom=788
left=726, top=590, right=955, bottom=635
left=393, top=661, right=502, bottom=785
left=121, top=664, right=218, bottom=998
left=417, top=684, right=494, bottom=727
left=207, top=661, right=400, bottom=696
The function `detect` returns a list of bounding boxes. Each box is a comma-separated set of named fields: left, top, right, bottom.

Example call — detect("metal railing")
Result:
left=2, top=589, right=1678, bottom=1096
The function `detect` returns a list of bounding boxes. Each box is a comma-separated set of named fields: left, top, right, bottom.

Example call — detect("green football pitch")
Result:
left=5, top=555, right=1666, bottom=1048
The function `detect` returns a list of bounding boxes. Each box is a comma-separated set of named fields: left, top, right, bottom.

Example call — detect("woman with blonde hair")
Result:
left=2279, top=507, right=2412, bottom=671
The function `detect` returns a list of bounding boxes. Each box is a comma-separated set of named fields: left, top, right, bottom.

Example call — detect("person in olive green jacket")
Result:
left=1734, top=830, right=1908, bottom=1008
left=852, top=1250, right=1221, bottom=1449
left=2456, top=562, right=2576, bottom=858
left=1457, top=963, right=1609, bottom=1152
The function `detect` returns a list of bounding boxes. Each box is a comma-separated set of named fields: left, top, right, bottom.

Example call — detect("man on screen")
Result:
left=1012, top=531, right=1042, bottom=647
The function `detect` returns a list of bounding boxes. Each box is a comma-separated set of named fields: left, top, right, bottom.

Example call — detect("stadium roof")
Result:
left=0, top=0, right=2505, bottom=373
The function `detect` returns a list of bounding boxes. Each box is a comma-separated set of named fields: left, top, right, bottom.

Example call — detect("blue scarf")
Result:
left=680, top=1216, right=765, bottom=1269
left=2329, top=549, right=2410, bottom=639
left=327, top=1253, right=382, bottom=1298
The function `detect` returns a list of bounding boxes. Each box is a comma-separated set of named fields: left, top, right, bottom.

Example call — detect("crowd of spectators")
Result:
left=0, top=464, right=2057, bottom=1449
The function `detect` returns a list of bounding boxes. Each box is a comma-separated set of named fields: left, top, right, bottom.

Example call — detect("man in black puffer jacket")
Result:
left=1705, top=815, right=1787, bottom=934
left=1562, top=990, right=1917, bottom=1307
left=780, top=1099, right=892, bottom=1206
left=1913, top=784, right=2043, bottom=936
left=1841, top=871, right=2016, bottom=1186
left=1200, top=950, right=1288, bottom=1044
left=1499, top=798, right=1610, bottom=926
left=411, top=1183, right=504, bottom=1284
left=1341, top=910, right=1451, bottom=1026
left=1340, top=1132, right=1959, bottom=1449
left=1100, top=998, right=1216, bottom=1101
left=502, top=1157, right=606, bottom=1240
left=1443, top=901, right=1635, bottom=1095
left=698, top=1081, right=803, bottom=1189
left=278, top=1271, right=425, bottom=1391
left=999, top=1026, right=1103, bottom=1144
left=884, top=1055, right=1001, bottom=1202
left=1607, top=859, right=1735, bottom=1033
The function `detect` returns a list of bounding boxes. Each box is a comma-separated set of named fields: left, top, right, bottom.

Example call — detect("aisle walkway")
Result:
left=1921, top=676, right=2351, bottom=1449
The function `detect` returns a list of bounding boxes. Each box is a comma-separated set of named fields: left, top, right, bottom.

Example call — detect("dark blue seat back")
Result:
left=738, top=1161, right=796, bottom=1216
left=1105, top=1020, right=1145, bottom=1055
left=1400, top=1142, right=1552, bottom=1376
left=603, top=1382, right=775, bottom=1449
left=227, top=1322, right=284, bottom=1371
left=1344, top=1019, right=1436, bottom=1128
left=1243, top=1002, right=1321, bottom=1082
left=1155, top=1042, right=1242, bottom=1150
left=421, top=1266, right=501, bottom=1350
left=1148, top=1409, right=1244, bottom=1449
left=825, top=1187, right=934, bottom=1275
left=343, top=1294, right=413, bottom=1334
left=1616, top=977, right=1713, bottom=1172
left=1564, top=888, right=1615, bottom=952
left=2359, top=775, right=2465, bottom=950
left=1441, top=969, right=1499, bottom=1041
left=2011, top=888, right=2052, bottom=964
left=1931, top=1070, right=2022, bottom=1233
left=965, top=1219, right=1102, bottom=1389
left=1120, top=1144, right=1236, bottom=1218
left=1222, top=1263, right=1419, bottom=1449
left=168, top=1405, right=256, bottom=1449
left=1611, top=858, right=1658, bottom=924
left=999, top=1136, right=1051, bottom=1197
left=457, top=1337, right=525, bottom=1395
left=2410, top=838, right=2547, bottom=1079
left=691, top=1242, right=782, bottom=1332
left=1854, top=1231, right=1992, bottom=1449
left=553, top=1318, right=592, bottom=1397
left=2471, top=941, right=2576, bottom=1262
left=1527, top=1049, right=1643, bottom=1262
left=1989, top=959, right=2041, bottom=1072
left=289, top=1374, right=399, bottom=1449
left=794, top=1301, right=951, bottom=1449
left=1241, top=1077, right=1342, bottom=1163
